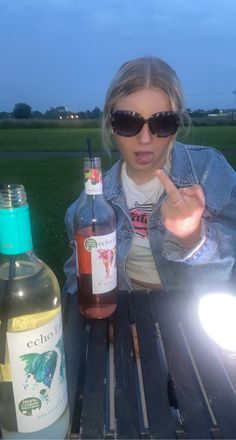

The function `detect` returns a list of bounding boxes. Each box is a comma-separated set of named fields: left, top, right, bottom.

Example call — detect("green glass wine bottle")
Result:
left=0, top=184, right=70, bottom=439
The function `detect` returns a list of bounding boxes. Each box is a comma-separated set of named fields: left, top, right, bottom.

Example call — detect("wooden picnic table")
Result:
left=63, top=289, right=236, bottom=439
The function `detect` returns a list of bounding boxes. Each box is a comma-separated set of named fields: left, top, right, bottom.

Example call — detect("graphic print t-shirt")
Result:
left=121, top=161, right=170, bottom=285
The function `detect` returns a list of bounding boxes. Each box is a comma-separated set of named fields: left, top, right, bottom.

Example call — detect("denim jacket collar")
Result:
left=103, top=141, right=199, bottom=203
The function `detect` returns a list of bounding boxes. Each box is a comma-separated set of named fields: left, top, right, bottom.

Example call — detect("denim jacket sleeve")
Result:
left=162, top=147, right=236, bottom=270
left=162, top=218, right=208, bottom=263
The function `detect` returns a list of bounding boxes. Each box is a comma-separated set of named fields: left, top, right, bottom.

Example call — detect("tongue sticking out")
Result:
left=135, top=152, right=154, bottom=165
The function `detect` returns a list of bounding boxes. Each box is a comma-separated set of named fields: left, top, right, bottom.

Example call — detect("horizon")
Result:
left=0, top=104, right=235, bottom=116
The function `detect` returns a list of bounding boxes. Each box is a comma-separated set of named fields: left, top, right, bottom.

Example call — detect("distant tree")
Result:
left=85, top=110, right=92, bottom=119
left=0, top=111, right=11, bottom=119
left=44, top=106, right=68, bottom=119
left=208, top=108, right=220, bottom=114
left=12, top=103, right=31, bottom=119
left=44, top=107, right=57, bottom=119
left=90, top=106, right=102, bottom=119
left=78, top=107, right=102, bottom=119
left=190, top=109, right=207, bottom=118
left=31, top=110, right=43, bottom=119
left=78, top=110, right=90, bottom=119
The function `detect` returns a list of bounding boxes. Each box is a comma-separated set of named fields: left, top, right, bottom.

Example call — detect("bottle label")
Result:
left=7, top=311, right=68, bottom=433
left=84, top=167, right=103, bottom=195
left=0, top=205, right=33, bottom=255
left=76, top=230, right=117, bottom=294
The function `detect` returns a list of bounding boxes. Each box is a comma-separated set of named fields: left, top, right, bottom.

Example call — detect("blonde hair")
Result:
left=102, top=56, right=190, bottom=154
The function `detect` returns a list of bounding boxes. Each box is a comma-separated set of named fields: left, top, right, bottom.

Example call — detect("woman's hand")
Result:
left=155, top=169, right=205, bottom=249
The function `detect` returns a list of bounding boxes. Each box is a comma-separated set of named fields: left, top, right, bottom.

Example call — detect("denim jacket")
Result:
left=63, top=142, right=236, bottom=293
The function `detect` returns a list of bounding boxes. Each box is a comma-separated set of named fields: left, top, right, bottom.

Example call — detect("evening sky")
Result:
left=1, top=0, right=236, bottom=113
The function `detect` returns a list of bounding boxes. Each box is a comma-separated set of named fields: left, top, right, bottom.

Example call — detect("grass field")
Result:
left=180, top=125, right=236, bottom=150
left=0, top=128, right=103, bottom=152
left=1, top=125, right=236, bottom=152
left=0, top=125, right=235, bottom=289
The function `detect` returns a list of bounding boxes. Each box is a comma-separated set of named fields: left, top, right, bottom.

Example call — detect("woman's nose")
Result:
left=137, top=122, right=153, bottom=143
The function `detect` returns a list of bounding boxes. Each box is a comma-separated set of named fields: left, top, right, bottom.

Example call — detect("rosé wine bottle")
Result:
left=74, top=157, right=117, bottom=319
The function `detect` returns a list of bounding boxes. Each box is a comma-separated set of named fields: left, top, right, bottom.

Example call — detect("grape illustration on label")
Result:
left=16, top=334, right=67, bottom=420
left=20, top=350, right=58, bottom=390
left=98, top=247, right=116, bottom=278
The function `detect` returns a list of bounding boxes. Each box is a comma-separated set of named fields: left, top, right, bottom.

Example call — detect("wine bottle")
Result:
left=0, top=184, right=70, bottom=439
left=74, top=157, right=117, bottom=319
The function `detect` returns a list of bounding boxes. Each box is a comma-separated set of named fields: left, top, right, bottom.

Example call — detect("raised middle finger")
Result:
left=155, top=169, right=184, bottom=205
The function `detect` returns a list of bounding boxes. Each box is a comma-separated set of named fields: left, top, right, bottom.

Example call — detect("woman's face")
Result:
left=112, top=88, right=176, bottom=184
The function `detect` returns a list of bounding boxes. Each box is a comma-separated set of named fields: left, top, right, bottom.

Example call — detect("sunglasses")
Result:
left=111, top=110, right=180, bottom=138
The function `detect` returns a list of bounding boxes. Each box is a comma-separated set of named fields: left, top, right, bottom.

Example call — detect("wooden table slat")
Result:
left=63, top=294, right=87, bottom=437
left=133, top=294, right=177, bottom=438
left=79, top=319, right=108, bottom=439
left=113, top=294, right=142, bottom=439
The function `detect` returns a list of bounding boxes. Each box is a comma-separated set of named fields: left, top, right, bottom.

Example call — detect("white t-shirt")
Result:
left=121, top=159, right=171, bottom=286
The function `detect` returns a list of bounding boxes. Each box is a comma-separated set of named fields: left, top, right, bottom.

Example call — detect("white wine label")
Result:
left=7, top=311, right=68, bottom=433
left=85, top=231, right=117, bottom=294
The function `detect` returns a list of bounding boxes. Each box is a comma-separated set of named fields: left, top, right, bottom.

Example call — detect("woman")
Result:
left=63, top=56, right=236, bottom=293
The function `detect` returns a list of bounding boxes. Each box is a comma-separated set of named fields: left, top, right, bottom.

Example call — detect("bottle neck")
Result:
left=0, top=185, right=33, bottom=255
left=84, top=163, right=103, bottom=196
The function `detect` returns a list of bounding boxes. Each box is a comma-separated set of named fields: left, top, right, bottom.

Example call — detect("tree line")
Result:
left=0, top=102, right=234, bottom=121
left=0, top=103, right=103, bottom=120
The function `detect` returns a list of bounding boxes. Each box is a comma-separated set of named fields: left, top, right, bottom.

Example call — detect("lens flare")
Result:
left=198, top=293, right=236, bottom=352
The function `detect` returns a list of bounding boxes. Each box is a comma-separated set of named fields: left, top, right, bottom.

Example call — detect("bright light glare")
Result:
left=198, top=293, right=236, bottom=352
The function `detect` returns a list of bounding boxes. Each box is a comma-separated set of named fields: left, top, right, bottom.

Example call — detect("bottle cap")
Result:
left=0, top=185, right=33, bottom=254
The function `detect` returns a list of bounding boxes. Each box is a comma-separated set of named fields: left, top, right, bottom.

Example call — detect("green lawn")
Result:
left=1, top=125, right=236, bottom=152
left=0, top=128, right=103, bottom=152
left=0, top=125, right=235, bottom=289
left=182, top=125, right=236, bottom=150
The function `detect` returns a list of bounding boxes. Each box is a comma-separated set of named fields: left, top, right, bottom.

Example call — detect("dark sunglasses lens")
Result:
left=149, top=113, right=179, bottom=137
left=112, top=113, right=143, bottom=136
